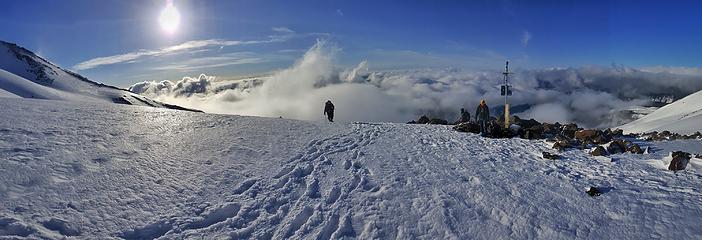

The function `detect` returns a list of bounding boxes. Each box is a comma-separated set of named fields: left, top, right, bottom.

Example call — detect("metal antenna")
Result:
left=502, top=61, right=511, bottom=128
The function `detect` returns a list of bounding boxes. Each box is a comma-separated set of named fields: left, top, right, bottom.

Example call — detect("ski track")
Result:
left=1, top=99, right=702, bottom=239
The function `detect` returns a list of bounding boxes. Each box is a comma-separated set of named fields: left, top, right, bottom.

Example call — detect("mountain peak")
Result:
left=0, top=40, right=200, bottom=112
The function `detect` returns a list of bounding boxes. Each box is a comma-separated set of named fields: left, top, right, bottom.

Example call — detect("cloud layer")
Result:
left=130, top=41, right=702, bottom=128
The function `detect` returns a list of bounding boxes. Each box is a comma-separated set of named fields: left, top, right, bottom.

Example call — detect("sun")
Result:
left=159, top=1, right=180, bottom=34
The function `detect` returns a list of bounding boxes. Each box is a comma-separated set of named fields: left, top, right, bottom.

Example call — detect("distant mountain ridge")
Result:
left=0, top=40, right=200, bottom=112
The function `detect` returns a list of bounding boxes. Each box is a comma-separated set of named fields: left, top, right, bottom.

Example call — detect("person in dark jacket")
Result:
left=475, top=99, right=490, bottom=133
left=460, top=108, right=471, bottom=123
left=324, top=100, right=335, bottom=122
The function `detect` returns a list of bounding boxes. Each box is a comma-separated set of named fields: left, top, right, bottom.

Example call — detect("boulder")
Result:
left=668, top=151, right=691, bottom=171
left=453, top=122, right=480, bottom=134
left=606, top=140, right=627, bottom=154
left=513, top=116, right=541, bottom=129
left=429, top=118, right=449, bottom=125
left=611, top=129, right=624, bottom=137
left=627, top=144, right=644, bottom=154
left=552, top=141, right=567, bottom=152
left=590, top=146, right=608, bottom=156
left=417, top=115, right=430, bottom=124
left=542, top=151, right=560, bottom=160
left=560, top=123, right=580, bottom=139
left=523, top=130, right=542, bottom=140
left=586, top=187, right=602, bottom=197
left=575, top=130, right=598, bottom=141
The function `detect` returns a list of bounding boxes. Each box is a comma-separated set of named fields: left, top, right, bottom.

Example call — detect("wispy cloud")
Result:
left=521, top=30, right=532, bottom=47
left=336, top=9, right=344, bottom=16
left=272, top=27, right=295, bottom=34
left=151, top=52, right=266, bottom=71
left=73, top=38, right=283, bottom=70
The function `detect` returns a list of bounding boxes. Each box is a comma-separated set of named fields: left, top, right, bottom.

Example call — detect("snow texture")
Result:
left=619, top=89, right=702, bottom=134
left=1, top=98, right=701, bottom=239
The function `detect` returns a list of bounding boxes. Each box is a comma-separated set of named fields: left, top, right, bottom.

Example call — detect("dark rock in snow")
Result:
left=453, top=122, right=481, bottom=134
left=409, top=115, right=448, bottom=125
left=606, top=140, right=627, bottom=154
left=417, top=115, right=430, bottom=124
left=542, top=152, right=560, bottom=160
left=590, top=146, right=608, bottom=156
left=627, top=144, right=644, bottom=154
left=669, top=151, right=691, bottom=171
left=586, top=187, right=602, bottom=196
left=552, top=142, right=565, bottom=152
left=429, top=118, right=449, bottom=125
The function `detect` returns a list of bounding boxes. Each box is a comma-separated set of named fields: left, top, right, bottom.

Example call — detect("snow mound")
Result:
left=619, top=90, right=702, bottom=134
left=1, top=98, right=701, bottom=239
left=0, top=40, right=198, bottom=111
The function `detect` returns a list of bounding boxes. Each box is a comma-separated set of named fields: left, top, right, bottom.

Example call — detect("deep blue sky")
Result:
left=1, top=0, right=700, bottom=87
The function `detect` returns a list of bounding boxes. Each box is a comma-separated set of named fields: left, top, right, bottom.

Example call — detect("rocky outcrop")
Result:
left=668, top=151, right=691, bottom=171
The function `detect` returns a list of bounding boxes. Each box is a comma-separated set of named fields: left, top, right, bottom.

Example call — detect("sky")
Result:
left=1, top=0, right=701, bottom=88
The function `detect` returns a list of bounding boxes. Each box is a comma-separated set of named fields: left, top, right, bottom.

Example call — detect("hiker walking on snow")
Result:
left=475, top=99, right=490, bottom=134
left=324, top=100, right=335, bottom=122
left=460, top=108, right=471, bottom=123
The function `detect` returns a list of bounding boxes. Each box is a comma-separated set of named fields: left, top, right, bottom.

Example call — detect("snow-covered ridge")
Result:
left=619, top=89, right=702, bottom=134
left=0, top=40, right=199, bottom=112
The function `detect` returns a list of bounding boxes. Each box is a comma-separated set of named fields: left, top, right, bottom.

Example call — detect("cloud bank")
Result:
left=130, top=40, right=702, bottom=128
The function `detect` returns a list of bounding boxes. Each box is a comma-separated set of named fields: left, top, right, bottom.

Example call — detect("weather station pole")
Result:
left=501, top=61, right=512, bottom=129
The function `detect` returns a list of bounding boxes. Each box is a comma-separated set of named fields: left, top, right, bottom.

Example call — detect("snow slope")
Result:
left=1, top=98, right=702, bottom=239
left=0, top=87, right=19, bottom=98
left=0, top=40, right=197, bottom=111
left=619, top=90, right=702, bottom=134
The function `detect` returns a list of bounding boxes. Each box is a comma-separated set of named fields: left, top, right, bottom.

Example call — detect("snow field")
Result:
left=0, top=98, right=701, bottom=239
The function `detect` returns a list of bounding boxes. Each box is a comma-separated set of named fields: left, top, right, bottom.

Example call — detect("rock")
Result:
left=428, top=118, right=448, bottom=125
left=668, top=151, right=691, bottom=171
left=453, top=122, right=481, bottom=134
left=513, top=117, right=541, bottom=129
left=695, top=154, right=701, bottom=159
left=575, top=130, right=598, bottom=141
left=542, top=152, right=560, bottom=160
left=586, top=187, right=602, bottom=197
left=590, top=146, right=608, bottom=156
left=643, top=146, right=653, bottom=154
left=606, top=140, right=627, bottom=154
left=560, top=123, right=580, bottom=139
left=611, top=129, right=624, bottom=137
left=552, top=142, right=566, bottom=152
left=627, top=144, right=644, bottom=154
left=523, top=130, right=542, bottom=140
left=417, top=115, right=430, bottom=124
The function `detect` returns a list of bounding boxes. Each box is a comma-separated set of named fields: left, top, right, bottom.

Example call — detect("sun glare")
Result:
left=159, top=1, right=180, bottom=34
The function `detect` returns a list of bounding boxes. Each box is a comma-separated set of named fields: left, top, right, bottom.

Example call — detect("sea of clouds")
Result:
left=129, top=40, right=702, bottom=128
